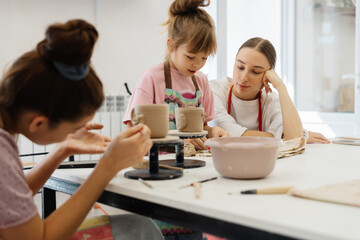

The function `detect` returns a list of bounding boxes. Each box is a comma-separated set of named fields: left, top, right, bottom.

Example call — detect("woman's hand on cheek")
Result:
left=261, top=81, right=272, bottom=94
left=100, top=124, right=153, bottom=174
left=262, top=73, right=272, bottom=94
left=61, top=122, right=112, bottom=156
left=264, top=69, right=283, bottom=91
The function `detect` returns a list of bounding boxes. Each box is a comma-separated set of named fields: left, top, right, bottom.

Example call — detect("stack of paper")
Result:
left=277, top=137, right=306, bottom=159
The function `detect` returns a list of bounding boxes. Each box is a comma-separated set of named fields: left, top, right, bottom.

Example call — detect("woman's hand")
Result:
left=60, top=122, right=112, bottom=157
left=25, top=122, right=113, bottom=195
left=262, top=69, right=284, bottom=93
left=307, top=131, right=331, bottom=144
left=205, top=126, right=229, bottom=138
left=100, top=124, right=153, bottom=174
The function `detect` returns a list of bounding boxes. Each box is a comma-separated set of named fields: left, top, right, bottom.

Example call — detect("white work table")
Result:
left=42, top=144, right=360, bottom=240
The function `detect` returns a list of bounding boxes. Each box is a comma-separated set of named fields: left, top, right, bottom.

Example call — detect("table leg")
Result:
left=175, top=141, right=184, bottom=164
left=41, top=187, right=56, bottom=219
left=149, top=144, right=159, bottom=174
left=161, top=140, right=206, bottom=169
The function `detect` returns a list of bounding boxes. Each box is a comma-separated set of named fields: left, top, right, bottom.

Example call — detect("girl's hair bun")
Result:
left=165, top=0, right=216, bottom=56
left=37, top=19, right=98, bottom=65
left=169, top=0, right=209, bottom=16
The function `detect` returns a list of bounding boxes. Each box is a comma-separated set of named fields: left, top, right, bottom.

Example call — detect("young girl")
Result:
left=209, top=37, right=330, bottom=143
left=0, top=19, right=164, bottom=240
left=123, top=0, right=228, bottom=150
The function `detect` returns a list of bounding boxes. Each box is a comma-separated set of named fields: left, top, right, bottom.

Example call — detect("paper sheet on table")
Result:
left=330, top=137, right=360, bottom=146
left=290, top=179, right=360, bottom=208
left=277, top=137, right=306, bottom=159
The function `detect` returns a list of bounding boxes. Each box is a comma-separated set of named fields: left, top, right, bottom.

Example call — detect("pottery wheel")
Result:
left=160, top=130, right=207, bottom=169
left=124, top=138, right=183, bottom=180
left=151, top=135, right=179, bottom=143
left=160, top=159, right=206, bottom=169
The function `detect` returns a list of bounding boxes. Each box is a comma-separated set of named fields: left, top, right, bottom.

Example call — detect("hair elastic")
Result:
left=53, top=61, right=89, bottom=81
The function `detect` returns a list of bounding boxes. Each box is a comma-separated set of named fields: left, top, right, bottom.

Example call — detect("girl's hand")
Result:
left=185, top=137, right=208, bottom=150
left=262, top=69, right=284, bottom=93
left=307, top=131, right=331, bottom=144
left=61, top=122, right=112, bottom=156
left=100, top=124, right=153, bottom=174
left=187, top=126, right=229, bottom=150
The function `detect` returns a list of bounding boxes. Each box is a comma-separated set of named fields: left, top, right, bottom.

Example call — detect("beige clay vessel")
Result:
left=131, top=104, right=169, bottom=138
left=175, top=107, right=204, bottom=132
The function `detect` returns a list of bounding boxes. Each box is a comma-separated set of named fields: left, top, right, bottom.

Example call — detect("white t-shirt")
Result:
left=208, top=78, right=284, bottom=139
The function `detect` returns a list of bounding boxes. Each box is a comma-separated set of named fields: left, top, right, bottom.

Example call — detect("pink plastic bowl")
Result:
left=205, top=137, right=282, bottom=179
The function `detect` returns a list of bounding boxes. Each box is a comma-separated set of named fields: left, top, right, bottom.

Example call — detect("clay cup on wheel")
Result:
left=131, top=104, right=169, bottom=138
left=175, top=107, right=204, bottom=132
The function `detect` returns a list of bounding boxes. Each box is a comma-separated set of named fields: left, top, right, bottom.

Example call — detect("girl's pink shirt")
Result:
left=0, top=129, right=37, bottom=229
left=123, top=63, right=216, bottom=124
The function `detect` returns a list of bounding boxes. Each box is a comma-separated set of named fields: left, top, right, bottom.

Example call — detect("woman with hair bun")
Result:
left=123, top=0, right=228, bottom=150
left=0, top=19, right=164, bottom=240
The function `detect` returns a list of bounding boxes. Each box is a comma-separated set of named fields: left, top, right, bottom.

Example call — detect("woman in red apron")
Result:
left=209, top=37, right=330, bottom=143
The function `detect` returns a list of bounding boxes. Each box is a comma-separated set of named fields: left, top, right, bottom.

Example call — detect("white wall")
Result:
left=0, top=0, right=95, bottom=78
left=0, top=0, right=172, bottom=95
left=0, top=0, right=172, bottom=158
left=225, top=0, right=282, bottom=78
left=93, top=0, right=171, bottom=94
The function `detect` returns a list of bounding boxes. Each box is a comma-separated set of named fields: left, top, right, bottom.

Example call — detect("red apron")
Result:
left=227, top=84, right=262, bottom=131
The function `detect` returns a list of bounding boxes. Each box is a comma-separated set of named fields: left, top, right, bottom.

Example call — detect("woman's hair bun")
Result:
left=169, top=0, right=209, bottom=16
left=37, top=19, right=98, bottom=65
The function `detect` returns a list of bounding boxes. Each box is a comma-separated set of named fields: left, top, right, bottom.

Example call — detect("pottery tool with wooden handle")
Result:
left=241, top=186, right=294, bottom=194
left=179, top=177, right=218, bottom=189
left=193, top=182, right=201, bottom=199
